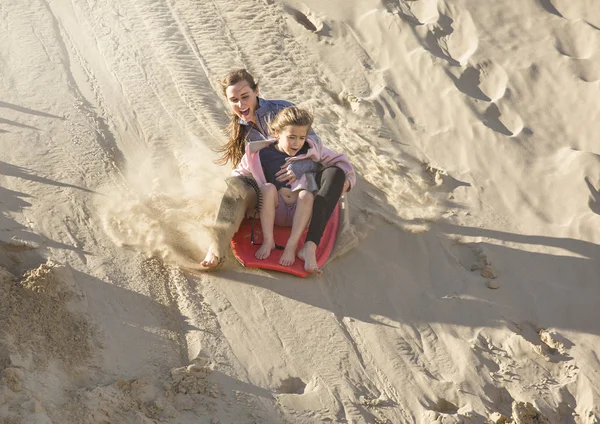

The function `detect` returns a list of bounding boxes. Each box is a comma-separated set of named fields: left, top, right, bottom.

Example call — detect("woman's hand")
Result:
left=275, top=165, right=297, bottom=184
left=342, top=180, right=351, bottom=194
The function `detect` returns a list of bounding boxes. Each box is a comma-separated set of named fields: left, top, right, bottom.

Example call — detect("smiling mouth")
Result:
left=240, top=108, right=250, bottom=117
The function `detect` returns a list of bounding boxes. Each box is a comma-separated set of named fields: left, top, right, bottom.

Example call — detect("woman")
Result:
left=202, top=69, right=351, bottom=273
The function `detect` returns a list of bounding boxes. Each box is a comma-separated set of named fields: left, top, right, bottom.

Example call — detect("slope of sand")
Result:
left=1, top=0, right=599, bottom=423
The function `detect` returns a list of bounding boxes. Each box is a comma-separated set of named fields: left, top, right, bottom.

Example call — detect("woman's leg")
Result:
left=202, top=176, right=257, bottom=267
left=297, top=166, right=345, bottom=273
left=256, top=183, right=278, bottom=260
left=280, top=190, right=314, bottom=266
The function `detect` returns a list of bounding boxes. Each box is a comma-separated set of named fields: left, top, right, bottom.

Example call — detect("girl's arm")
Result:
left=275, top=158, right=319, bottom=186
left=285, top=159, right=320, bottom=180
left=276, top=137, right=320, bottom=183
left=282, top=137, right=356, bottom=189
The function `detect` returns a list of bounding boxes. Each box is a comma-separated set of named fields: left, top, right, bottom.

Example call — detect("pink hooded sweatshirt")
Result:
left=232, top=136, right=356, bottom=192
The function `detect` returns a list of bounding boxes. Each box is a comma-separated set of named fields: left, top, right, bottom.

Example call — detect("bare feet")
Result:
left=297, top=241, right=321, bottom=274
left=255, top=239, right=276, bottom=260
left=201, top=243, right=223, bottom=268
left=279, top=244, right=297, bottom=266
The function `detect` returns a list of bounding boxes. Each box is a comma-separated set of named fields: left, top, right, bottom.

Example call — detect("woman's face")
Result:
left=225, top=80, right=259, bottom=123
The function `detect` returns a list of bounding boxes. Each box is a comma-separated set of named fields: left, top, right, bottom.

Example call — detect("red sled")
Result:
left=231, top=203, right=340, bottom=277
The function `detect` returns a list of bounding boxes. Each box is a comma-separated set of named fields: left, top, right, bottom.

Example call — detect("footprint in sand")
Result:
left=483, top=100, right=524, bottom=137
left=431, top=398, right=459, bottom=414
left=476, top=60, right=509, bottom=102
left=276, top=376, right=307, bottom=394
left=570, top=57, right=600, bottom=82
left=454, top=60, right=508, bottom=102
left=391, top=1, right=478, bottom=66
left=548, top=0, right=600, bottom=28
left=274, top=376, right=349, bottom=422
left=494, top=100, right=523, bottom=137
left=548, top=0, right=584, bottom=20
left=434, top=5, right=479, bottom=66
left=554, top=20, right=598, bottom=60
left=553, top=20, right=600, bottom=82
left=545, top=1, right=600, bottom=82
left=282, top=5, right=330, bottom=36
left=454, top=58, right=523, bottom=136
left=393, top=0, right=439, bottom=25
left=423, top=398, right=482, bottom=423
left=451, top=52, right=523, bottom=135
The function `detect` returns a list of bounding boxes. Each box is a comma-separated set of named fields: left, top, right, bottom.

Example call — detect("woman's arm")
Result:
left=306, top=129, right=322, bottom=148
left=231, top=153, right=252, bottom=178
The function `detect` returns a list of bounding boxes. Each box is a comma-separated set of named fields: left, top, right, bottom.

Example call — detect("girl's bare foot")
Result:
left=279, top=245, right=297, bottom=266
left=297, top=241, right=321, bottom=274
left=201, top=243, right=222, bottom=268
left=255, top=240, right=276, bottom=260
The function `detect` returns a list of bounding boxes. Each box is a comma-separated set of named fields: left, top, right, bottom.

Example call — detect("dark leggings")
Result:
left=215, top=167, right=345, bottom=247
left=305, top=166, right=346, bottom=246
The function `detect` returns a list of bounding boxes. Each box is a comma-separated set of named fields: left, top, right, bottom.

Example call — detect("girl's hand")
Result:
left=342, top=180, right=351, bottom=194
left=275, top=166, right=297, bottom=184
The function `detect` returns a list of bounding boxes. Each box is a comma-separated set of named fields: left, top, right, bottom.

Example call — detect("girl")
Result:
left=233, top=107, right=355, bottom=271
left=202, top=69, right=352, bottom=273
left=232, top=107, right=355, bottom=268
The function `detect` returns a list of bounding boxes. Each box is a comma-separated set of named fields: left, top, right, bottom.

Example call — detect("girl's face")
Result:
left=225, top=80, right=259, bottom=123
left=276, top=125, right=309, bottom=156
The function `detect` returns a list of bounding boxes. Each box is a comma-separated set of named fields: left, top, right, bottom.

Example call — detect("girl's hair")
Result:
left=215, top=69, right=259, bottom=168
left=269, top=107, right=313, bottom=136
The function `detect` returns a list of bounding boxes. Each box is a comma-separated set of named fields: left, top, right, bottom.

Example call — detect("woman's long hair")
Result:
left=214, top=69, right=258, bottom=168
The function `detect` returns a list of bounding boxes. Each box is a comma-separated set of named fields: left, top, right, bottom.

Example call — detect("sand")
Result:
left=0, top=0, right=599, bottom=422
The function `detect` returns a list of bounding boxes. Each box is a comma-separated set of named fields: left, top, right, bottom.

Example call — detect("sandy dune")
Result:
left=1, top=0, right=599, bottom=423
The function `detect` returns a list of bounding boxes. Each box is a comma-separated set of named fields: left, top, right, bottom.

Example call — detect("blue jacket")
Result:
left=240, top=98, right=322, bottom=148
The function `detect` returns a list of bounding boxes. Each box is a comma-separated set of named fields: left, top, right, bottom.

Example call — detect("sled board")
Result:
left=231, top=203, right=340, bottom=277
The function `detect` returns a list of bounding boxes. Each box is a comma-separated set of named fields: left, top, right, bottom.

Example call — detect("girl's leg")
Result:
left=297, top=166, right=345, bottom=272
left=280, top=190, right=314, bottom=266
left=202, top=176, right=257, bottom=267
left=256, top=183, right=278, bottom=260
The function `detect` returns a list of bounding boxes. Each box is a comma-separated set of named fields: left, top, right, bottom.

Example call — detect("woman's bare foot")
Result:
left=279, top=244, right=297, bottom=266
left=201, top=243, right=222, bottom=268
left=297, top=241, right=321, bottom=274
left=255, top=240, right=276, bottom=260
